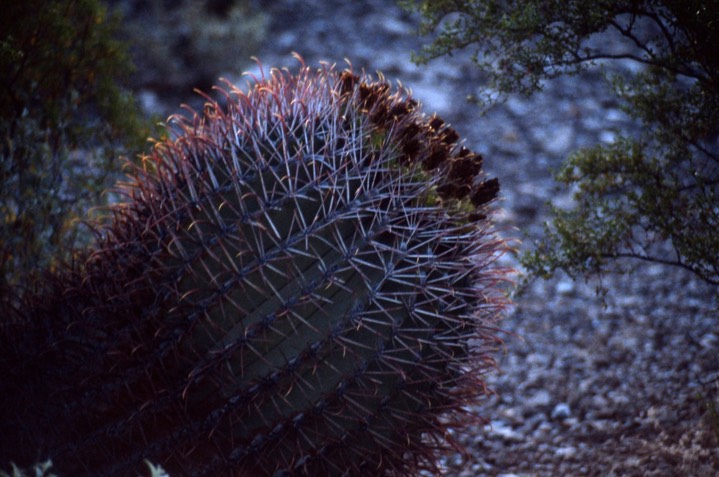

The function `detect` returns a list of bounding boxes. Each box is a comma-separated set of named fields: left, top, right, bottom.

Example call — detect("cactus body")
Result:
left=1, top=60, right=506, bottom=476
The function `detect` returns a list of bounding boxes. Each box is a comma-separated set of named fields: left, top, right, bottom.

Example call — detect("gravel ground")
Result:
left=125, top=1, right=719, bottom=475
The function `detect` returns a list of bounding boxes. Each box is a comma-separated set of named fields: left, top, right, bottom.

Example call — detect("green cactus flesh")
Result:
left=0, top=61, right=506, bottom=476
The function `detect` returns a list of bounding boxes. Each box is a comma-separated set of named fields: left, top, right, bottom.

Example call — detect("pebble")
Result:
left=487, top=420, right=524, bottom=443
left=551, top=403, right=572, bottom=420
left=555, top=279, right=575, bottom=295
left=555, top=446, right=578, bottom=458
left=600, top=130, right=618, bottom=143
left=526, top=389, right=553, bottom=409
left=700, top=333, right=718, bottom=349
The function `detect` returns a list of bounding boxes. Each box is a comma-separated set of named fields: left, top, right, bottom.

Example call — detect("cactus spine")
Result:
left=0, top=59, right=507, bottom=476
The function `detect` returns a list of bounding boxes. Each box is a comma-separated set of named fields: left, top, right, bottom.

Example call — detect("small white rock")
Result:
left=527, top=389, right=553, bottom=408
left=556, top=446, right=577, bottom=458
left=556, top=279, right=575, bottom=295
left=551, top=402, right=572, bottom=420
left=487, top=420, right=525, bottom=442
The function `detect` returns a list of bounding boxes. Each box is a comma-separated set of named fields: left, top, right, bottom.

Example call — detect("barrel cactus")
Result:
left=1, top=59, right=508, bottom=476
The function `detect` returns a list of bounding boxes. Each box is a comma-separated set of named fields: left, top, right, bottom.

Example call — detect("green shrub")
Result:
left=0, top=0, right=154, bottom=293
left=402, top=0, right=719, bottom=289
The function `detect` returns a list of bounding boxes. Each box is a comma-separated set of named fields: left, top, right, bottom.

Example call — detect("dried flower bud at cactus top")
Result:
left=1, top=58, right=509, bottom=476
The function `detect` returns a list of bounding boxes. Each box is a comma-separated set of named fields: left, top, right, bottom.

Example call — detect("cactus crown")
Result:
left=1, top=58, right=507, bottom=476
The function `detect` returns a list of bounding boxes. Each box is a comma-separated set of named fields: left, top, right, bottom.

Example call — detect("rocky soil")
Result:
left=121, top=1, right=719, bottom=475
